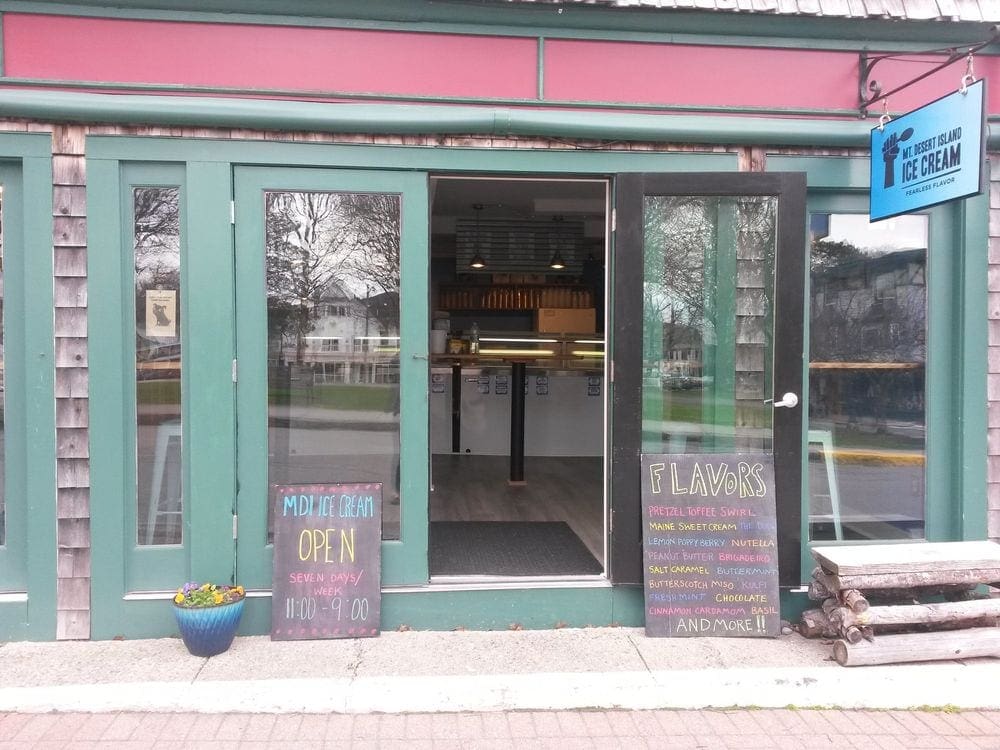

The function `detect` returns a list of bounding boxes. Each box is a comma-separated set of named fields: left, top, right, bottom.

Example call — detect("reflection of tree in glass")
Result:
left=265, top=191, right=400, bottom=363
left=810, top=241, right=927, bottom=430
left=810, top=238, right=863, bottom=271
left=642, top=196, right=775, bottom=364
left=643, top=197, right=709, bottom=333
left=134, top=187, right=180, bottom=293
left=810, top=243, right=926, bottom=365
left=134, top=187, right=180, bottom=360
left=642, top=197, right=712, bottom=387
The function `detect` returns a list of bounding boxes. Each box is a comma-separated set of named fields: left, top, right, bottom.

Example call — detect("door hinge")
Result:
left=611, top=208, right=616, bottom=232
left=230, top=200, right=235, bottom=225
left=232, top=358, right=238, bottom=383
left=232, top=514, right=238, bottom=540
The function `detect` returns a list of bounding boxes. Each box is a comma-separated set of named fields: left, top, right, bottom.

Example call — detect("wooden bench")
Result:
left=803, top=541, right=1000, bottom=666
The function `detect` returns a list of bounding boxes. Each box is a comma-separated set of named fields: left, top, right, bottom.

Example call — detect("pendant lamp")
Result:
left=468, top=204, right=486, bottom=269
left=549, top=215, right=567, bottom=270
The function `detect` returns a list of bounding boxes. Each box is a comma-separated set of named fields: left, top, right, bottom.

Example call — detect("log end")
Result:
left=833, top=639, right=850, bottom=666
left=800, top=608, right=837, bottom=639
left=843, top=626, right=864, bottom=644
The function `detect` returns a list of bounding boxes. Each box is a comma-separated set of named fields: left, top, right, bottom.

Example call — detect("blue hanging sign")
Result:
left=870, top=79, right=986, bottom=222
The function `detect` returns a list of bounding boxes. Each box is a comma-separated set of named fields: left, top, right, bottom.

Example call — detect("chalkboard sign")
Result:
left=640, top=454, right=780, bottom=638
left=271, top=482, right=381, bottom=640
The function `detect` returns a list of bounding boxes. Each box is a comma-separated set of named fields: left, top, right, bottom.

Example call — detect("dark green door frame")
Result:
left=768, top=155, right=988, bottom=580
left=86, top=136, right=751, bottom=637
left=612, top=172, right=807, bottom=587
left=232, top=166, right=430, bottom=606
left=89, top=160, right=238, bottom=638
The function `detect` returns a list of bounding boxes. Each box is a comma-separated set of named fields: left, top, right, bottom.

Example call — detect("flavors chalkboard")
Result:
left=271, top=482, right=381, bottom=640
left=640, top=454, right=780, bottom=638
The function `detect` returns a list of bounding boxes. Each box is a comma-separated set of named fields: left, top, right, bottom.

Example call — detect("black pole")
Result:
left=451, top=363, right=461, bottom=453
left=509, top=361, right=526, bottom=484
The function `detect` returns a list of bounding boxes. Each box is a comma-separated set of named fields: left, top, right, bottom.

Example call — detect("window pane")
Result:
left=134, top=187, right=182, bottom=546
left=0, top=188, right=5, bottom=547
left=641, top=196, right=776, bottom=455
left=808, top=213, right=927, bottom=540
left=265, top=191, right=401, bottom=542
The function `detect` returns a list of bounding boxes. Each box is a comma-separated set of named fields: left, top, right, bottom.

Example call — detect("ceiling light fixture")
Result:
left=468, top=203, right=486, bottom=270
left=549, top=215, right=568, bottom=270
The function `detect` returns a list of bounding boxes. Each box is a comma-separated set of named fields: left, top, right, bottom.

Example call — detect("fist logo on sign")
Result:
left=882, top=127, right=914, bottom=189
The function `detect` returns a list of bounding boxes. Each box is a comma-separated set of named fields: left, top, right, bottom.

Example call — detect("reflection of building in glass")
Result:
left=659, top=323, right=704, bottom=387
left=808, top=239, right=927, bottom=541
left=811, top=248, right=926, bottom=362
left=271, top=281, right=400, bottom=385
left=810, top=248, right=926, bottom=429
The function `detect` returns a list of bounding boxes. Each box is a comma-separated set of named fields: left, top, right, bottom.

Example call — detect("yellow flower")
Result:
left=200, top=583, right=210, bottom=592
left=235, top=586, right=245, bottom=596
left=214, top=592, right=223, bottom=604
left=173, top=593, right=184, bottom=604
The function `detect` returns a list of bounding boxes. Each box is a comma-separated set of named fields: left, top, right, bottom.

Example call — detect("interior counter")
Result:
left=430, top=364, right=604, bottom=457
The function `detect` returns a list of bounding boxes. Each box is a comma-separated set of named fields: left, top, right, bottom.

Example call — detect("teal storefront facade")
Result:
left=0, top=0, right=994, bottom=640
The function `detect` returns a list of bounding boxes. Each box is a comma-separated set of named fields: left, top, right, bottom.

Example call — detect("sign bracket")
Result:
left=858, top=26, right=998, bottom=118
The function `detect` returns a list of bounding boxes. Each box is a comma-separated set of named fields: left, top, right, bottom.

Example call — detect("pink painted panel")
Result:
left=2, top=13, right=537, bottom=99
left=546, top=39, right=1000, bottom=116
left=6, top=14, right=998, bottom=118
left=545, top=39, right=859, bottom=111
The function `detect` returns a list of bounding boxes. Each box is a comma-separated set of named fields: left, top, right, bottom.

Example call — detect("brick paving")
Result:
left=0, top=709, right=999, bottom=749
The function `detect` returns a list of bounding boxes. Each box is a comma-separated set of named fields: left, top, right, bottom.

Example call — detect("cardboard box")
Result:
left=535, top=308, right=596, bottom=333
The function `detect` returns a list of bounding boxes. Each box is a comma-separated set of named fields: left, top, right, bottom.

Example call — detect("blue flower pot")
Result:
left=173, top=598, right=245, bottom=657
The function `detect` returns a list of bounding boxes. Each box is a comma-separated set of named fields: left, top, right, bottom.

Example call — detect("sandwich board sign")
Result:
left=271, top=482, right=381, bottom=640
left=640, top=453, right=781, bottom=638
left=870, top=79, right=986, bottom=222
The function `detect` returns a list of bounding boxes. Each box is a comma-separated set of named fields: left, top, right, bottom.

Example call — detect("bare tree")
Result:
left=133, top=187, right=181, bottom=362
left=642, top=195, right=775, bottom=368
left=265, top=191, right=402, bottom=363
left=134, top=186, right=181, bottom=293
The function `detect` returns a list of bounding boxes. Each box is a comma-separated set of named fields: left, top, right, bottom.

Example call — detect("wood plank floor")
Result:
left=429, top=454, right=605, bottom=569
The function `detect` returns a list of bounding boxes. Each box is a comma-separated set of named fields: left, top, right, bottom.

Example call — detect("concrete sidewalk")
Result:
left=2, top=627, right=1000, bottom=715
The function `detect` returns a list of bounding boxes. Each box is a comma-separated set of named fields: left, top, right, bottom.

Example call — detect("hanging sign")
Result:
left=270, top=482, right=381, bottom=640
left=640, top=453, right=781, bottom=638
left=870, top=79, right=986, bottom=222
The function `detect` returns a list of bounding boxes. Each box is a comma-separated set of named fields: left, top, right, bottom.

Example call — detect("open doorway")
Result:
left=428, top=176, right=608, bottom=579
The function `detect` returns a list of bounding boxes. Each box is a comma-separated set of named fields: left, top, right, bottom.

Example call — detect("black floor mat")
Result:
left=429, top=521, right=602, bottom=576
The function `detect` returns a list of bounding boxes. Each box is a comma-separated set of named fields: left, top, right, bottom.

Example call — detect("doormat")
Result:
left=429, top=521, right=602, bottom=576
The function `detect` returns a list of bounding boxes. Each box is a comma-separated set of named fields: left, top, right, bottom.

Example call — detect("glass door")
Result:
left=610, top=173, right=807, bottom=586
left=233, top=168, right=429, bottom=595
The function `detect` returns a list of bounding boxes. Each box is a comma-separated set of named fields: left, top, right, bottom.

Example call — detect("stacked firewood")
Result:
left=800, top=542, right=1000, bottom=666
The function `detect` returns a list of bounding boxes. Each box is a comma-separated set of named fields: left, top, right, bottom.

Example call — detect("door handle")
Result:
left=412, top=353, right=429, bottom=361
left=766, top=392, right=799, bottom=409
